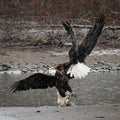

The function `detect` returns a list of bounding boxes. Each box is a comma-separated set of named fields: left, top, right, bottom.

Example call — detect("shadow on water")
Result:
left=0, top=71, right=120, bottom=106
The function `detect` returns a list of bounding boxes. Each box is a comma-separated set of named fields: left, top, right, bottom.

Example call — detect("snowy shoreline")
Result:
left=0, top=104, right=120, bottom=120
left=0, top=49, right=120, bottom=74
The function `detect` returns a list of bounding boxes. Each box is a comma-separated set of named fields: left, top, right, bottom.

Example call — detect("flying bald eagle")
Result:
left=50, top=14, right=105, bottom=79
left=10, top=14, right=105, bottom=106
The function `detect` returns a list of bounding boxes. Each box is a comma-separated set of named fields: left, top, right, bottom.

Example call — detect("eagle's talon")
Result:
left=71, top=91, right=76, bottom=97
left=60, top=69, right=65, bottom=74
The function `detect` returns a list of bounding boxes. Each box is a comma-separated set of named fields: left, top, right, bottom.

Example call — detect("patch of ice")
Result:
left=0, top=70, right=22, bottom=74
left=50, top=49, right=120, bottom=57
left=49, top=51, right=68, bottom=56
left=90, top=49, right=120, bottom=56
left=0, top=116, right=19, bottom=120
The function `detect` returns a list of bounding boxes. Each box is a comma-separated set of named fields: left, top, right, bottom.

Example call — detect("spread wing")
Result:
left=77, top=14, right=105, bottom=62
left=10, top=73, right=57, bottom=93
left=63, top=15, right=105, bottom=63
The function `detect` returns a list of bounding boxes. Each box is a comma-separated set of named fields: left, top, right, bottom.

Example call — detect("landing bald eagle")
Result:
left=10, top=71, right=74, bottom=106
left=10, top=14, right=105, bottom=106
left=51, top=14, right=105, bottom=79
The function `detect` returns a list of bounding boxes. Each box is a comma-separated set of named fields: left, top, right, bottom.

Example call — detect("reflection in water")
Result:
left=0, top=72, right=120, bottom=106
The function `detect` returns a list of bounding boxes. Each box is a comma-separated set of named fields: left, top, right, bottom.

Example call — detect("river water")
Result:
left=0, top=71, right=120, bottom=106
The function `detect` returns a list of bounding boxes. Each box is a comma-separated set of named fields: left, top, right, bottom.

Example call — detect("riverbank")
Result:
left=0, top=48, right=120, bottom=73
left=0, top=104, right=120, bottom=120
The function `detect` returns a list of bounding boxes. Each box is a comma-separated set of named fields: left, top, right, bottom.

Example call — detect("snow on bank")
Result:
left=0, top=70, right=22, bottom=74
left=0, top=116, right=18, bottom=120
left=90, top=49, right=120, bottom=56
left=0, top=105, right=120, bottom=120
left=0, top=49, right=120, bottom=74
left=50, top=49, right=120, bottom=56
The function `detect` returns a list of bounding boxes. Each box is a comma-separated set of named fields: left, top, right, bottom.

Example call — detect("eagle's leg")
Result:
left=65, top=83, right=76, bottom=97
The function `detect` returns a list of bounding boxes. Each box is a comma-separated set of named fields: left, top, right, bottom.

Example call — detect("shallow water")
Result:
left=0, top=71, right=120, bottom=106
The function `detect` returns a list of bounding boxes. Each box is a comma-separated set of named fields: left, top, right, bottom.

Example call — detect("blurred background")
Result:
left=0, top=0, right=120, bottom=48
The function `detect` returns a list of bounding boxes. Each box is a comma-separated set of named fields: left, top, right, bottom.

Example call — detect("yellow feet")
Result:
left=71, top=91, right=76, bottom=97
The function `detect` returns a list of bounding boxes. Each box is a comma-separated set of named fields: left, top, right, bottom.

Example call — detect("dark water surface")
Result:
left=0, top=71, right=120, bottom=106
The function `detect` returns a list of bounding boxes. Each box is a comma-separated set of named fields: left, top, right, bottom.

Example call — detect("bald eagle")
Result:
left=10, top=14, right=105, bottom=106
left=50, top=14, right=105, bottom=79
left=10, top=71, right=74, bottom=106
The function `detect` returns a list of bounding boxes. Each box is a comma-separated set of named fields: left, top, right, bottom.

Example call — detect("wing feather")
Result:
left=10, top=73, right=57, bottom=93
left=63, top=21, right=75, bottom=43
left=63, top=21, right=74, bottom=35
left=77, top=14, right=105, bottom=62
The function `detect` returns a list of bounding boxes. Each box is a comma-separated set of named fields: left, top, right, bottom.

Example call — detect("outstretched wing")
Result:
left=10, top=73, right=57, bottom=93
left=77, top=14, right=105, bottom=62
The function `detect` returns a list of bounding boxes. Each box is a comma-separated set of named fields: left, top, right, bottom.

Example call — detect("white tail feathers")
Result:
left=67, top=62, right=90, bottom=79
